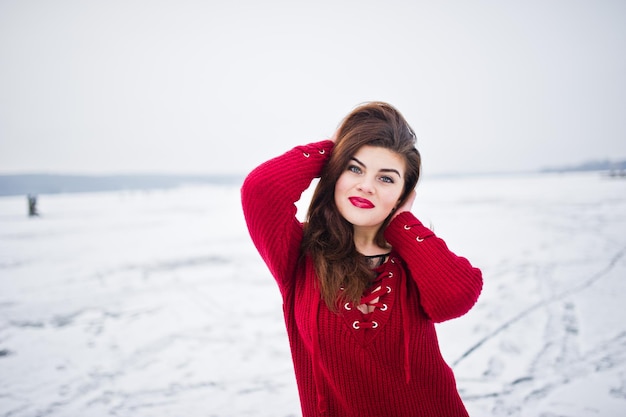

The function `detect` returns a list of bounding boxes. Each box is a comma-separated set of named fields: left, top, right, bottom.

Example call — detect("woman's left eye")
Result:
left=379, top=176, right=394, bottom=184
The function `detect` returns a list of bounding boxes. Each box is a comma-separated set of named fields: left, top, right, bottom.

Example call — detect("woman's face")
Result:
left=334, top=145, right=406, bottom=232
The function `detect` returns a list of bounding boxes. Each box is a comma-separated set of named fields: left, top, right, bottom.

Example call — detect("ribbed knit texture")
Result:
left=241, top=140, right=483, bottom=417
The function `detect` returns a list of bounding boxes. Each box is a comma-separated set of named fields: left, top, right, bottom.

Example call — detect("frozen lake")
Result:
left=1, top=171, right=625, bottom=416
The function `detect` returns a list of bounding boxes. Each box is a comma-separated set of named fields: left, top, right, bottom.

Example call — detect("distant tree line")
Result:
left=0, top=174, right=243, bottom=197
left=541, top=159, right=626, bottom=174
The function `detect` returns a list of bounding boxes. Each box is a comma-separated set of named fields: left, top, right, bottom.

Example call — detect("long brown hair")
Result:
left=301, top=102, right=421, bottom=311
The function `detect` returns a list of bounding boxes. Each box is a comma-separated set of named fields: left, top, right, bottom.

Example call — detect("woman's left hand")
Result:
left=392, top=189, right=416, bottom=220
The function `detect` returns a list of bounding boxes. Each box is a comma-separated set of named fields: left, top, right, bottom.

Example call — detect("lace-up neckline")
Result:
left=363, top=252, right=391, bottom=268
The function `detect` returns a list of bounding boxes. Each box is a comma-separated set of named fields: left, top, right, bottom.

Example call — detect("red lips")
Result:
left=349, top=196, right=375, bottom=209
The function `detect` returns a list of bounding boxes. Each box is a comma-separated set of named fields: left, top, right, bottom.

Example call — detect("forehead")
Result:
left=352, top=145, right=406, bottom=175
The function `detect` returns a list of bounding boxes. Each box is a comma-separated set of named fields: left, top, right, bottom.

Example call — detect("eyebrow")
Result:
left=351, top=157, right=402, bottom=178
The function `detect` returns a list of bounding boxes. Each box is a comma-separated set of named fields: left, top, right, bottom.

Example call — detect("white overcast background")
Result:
left=1, top=0, right=625, bottom=176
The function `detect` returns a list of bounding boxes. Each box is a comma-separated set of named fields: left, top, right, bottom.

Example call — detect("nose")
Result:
left=356, top=177, right=375, bottom=194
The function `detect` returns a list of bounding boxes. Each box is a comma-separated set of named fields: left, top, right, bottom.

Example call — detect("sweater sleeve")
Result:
left=384, top=211, right=483, bottom=323
left=241, top=140, right=334, bottom=293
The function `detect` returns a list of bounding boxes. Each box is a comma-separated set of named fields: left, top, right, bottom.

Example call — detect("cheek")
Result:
left=333, top=177, right=344, bottom=206
left=334, top=174, right=349, bottom=196
left=383, top=188, right=404, bottom=208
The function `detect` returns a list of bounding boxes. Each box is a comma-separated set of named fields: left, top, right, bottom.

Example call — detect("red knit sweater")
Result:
left=241, top=140, right=482, bottom=417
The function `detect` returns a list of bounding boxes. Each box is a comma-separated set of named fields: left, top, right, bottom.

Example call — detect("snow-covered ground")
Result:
left=1, top=172, right=625, bottom=417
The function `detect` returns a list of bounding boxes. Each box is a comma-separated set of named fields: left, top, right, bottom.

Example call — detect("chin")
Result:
left=338, top=204, right=389, bottom=228
left=346, top=216, right=386, bottom=229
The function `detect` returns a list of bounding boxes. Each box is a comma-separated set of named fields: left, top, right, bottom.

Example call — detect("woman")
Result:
left=241, top=102, right=482, bottom=417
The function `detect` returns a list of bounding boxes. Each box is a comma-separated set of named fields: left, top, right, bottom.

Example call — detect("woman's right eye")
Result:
left=348, top=165, right=361, bottom=174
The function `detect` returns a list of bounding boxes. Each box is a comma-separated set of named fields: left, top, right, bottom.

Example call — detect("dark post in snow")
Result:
left=27, top=194, right=39, bottom=217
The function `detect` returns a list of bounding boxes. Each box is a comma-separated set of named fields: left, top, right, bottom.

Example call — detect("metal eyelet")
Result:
left=404, top=225, right=411, bottom=230
left=319, top=149, right=325, bottom=154
left=390, top=258, right=395, bottom=264
left=416, top=236, right=424, bottom=242
left=386, top=286, right=392, bottom=293
left=344, top=302, right=351, bottom=311
left=352, top=321, right=360, bottom=329
left=371, top=321, right=379, bottom=329
left=380, top=304, right=388, bottom=311
left=303, top=152, right=310, bottom=158
left=387, top=272, right=393, bottom=278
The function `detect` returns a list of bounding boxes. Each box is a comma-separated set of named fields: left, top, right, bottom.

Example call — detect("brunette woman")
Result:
left=241, top=102, right=482, bottom=417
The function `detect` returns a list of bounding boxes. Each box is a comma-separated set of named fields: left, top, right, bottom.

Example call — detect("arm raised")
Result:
left=385, top=211, right=482, bottom=322
left=241, top=140, right=334, bottom=291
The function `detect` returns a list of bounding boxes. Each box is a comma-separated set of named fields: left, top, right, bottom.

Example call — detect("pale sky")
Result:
left=1, top=0, right=625, bottom=176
